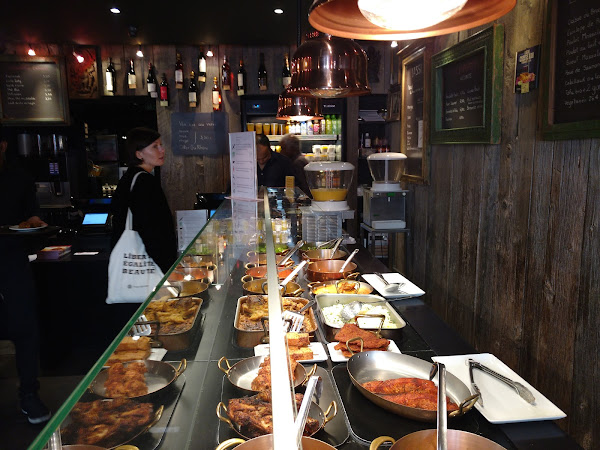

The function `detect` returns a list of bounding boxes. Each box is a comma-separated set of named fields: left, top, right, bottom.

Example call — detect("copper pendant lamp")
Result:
left=308, top=0, right=516, bottom=40
left=277, top=91, right=322, bottom=121
left=288, top=32, right=370, bottom=98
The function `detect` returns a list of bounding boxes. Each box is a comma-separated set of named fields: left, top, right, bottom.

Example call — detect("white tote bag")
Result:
left=106, top=172, right=165, bottom=304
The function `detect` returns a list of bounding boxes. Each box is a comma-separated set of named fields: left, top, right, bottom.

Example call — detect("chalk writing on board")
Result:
left=171, top=112, right=228, bottom=156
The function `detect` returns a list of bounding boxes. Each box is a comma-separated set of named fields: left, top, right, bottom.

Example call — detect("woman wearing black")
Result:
left=110, top=127, right=177, bottom=274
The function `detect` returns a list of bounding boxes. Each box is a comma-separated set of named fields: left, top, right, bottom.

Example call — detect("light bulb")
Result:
left=110, top=7, right=120, bottom=14
left=28, top=45, right=36, bottom=56
left=358, top=0, right=468, bottom=31
left=274, top=8, right=284, bottom=14
left=206, top=49, right=214, bottom=57
left=73, top=51, right=84, bottom=63
left=136, top=45, right=144, bottom=57
left=390, top=41, right=398, bottom=48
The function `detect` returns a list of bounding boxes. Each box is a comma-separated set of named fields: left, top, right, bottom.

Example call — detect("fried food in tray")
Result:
left=104, top=362, right=148, bottom=398
left=227, top=391, right=319, bottom=439
left=237, top=295, right=316, bottom=333
left=251, top=356, right=299, bottom=392
left=106, top=337, right=152, bottom=366
left=143, top=297, right=201, bottom=334
left=286, top=332, right=314, bottom=361
left=61, top=398, right=155, bottom=448
left=362, top=377, right=459, bottom=412
left=333, top=323, right=390, bottom=357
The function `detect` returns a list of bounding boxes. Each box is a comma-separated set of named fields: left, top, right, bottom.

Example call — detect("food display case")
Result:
left=30, top=188, right=572, bottom=450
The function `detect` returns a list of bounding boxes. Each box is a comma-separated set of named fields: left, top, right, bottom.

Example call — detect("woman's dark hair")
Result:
left=126, top=127, right=161, bottom=165
left=255, top=134, right=271, bottom=149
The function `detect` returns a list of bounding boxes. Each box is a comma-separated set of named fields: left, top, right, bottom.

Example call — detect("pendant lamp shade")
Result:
left=277, top=92, right=322, bottom=121
left=288, top=33, right=370, bottom=98
left=308, top=0, right=516, bottom=40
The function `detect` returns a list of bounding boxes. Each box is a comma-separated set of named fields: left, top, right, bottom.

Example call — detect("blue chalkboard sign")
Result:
left=171, top=112, right=229, bottom=156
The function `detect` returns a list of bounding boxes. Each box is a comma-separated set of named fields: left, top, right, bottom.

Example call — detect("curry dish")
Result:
left=144, top=297, right=201, bottom=334
left=312, top=281, right=371, bottom=295
left=237, top=295, right=316, bottom=333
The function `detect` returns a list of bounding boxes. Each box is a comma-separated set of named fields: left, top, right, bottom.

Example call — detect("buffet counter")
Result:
left=30, top=189, right=579, bottom=450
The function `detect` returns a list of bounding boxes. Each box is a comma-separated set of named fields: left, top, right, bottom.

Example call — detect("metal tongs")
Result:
left=278, top=240, right=304, bottom=267
left=317, top=237, right=341, bottom=249
left=430, top=362, right=447, bottom=450
left=468, top=359, right=536, bottom=405
left=294, top=375, right=322, bottom=447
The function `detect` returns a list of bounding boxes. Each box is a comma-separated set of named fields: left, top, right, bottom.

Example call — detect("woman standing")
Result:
left=110, top=127, right=177, bottom=274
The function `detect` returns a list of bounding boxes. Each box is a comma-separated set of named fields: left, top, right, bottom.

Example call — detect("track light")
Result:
left=73, top=50, right=84, bottom=63
left=27, top=44, right=36, bottom=56
left=206, top=48, right=214, bottom=57
left=136, top=45, right=144, bottom=57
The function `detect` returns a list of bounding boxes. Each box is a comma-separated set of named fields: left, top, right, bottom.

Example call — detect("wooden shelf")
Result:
left=267, top=134, right=340, bottom=142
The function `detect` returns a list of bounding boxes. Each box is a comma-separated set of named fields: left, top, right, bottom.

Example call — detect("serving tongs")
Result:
left=430, top=362, right=447, bottom=450
left=468, top=359, right=536, bottom=405
left=278, top=240, right=304, bottom=267
left=294, top=375, right=322, bottom=447
left=317, top=237, right=342, bottom=249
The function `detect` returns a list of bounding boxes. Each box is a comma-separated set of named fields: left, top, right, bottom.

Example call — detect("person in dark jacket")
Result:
left=255, top=134, right=295, bottom=188
left=0, top=131, right=51, bottom=424
left=279, top=133, right=311, bottom=197
left=110, top=127, right=177, bottom=274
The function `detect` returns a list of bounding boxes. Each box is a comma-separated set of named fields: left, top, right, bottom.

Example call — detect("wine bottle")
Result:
left=212, top=76, right=222, bottom=111
left=160, top=74, right=169, bottom=107
left=105, top=57, right=116, bottom=95
left=189, top=71, right=198, bottom=108
left=258, top=53, right=268, bottom=91
left=282, top=53, right=291, bottom=88
left=237, top=59, right=247, bottom=96
left=175, top=52, right=184, bottom=89
left=147, top=63, right=157, bottom=98
left=127, top=59, right=136, bottom=90
left=198, top=51, right=207, bottom=83
left=221, top=55, right=232, bottom=91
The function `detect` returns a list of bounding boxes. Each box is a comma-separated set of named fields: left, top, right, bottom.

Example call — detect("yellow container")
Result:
left=246, top=123, right=255, bottom=132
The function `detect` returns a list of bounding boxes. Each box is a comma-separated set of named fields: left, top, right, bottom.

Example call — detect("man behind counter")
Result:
left=255, top=134, right=294, bottom=188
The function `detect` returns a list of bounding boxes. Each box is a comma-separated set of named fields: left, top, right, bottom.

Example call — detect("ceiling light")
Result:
left=274, top=8, right=284, bottom=14
left=27, top=45, right=36, bottom=56
left=308, top=0, right=516, bottom=40
left=136, top=45, right=144, bottom=57
left=277, top=91, right=322, bottom=121
left=289, top=32, right=370, bottom=98
left=358, top=0, right=467, bottom=31
left=73, top=51, right=84, bottom=63
left=390, top=40, right=397, bottom=48
left=110, top=7, right=120, bottom=14
left=206, top=49, right=214, bottom=57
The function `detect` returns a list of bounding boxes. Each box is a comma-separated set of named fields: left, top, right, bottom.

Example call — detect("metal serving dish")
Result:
left=174, top=264, right=216, bottom=283
left=301, top=249, right=348, bottom=262
left=181, top=254, right=214, bottom=267
left=305, top=260, right=359, bottom=282
left=154, top=280, right=210, bottom=300
left=217, top=396, right=337, bottom=440
left=242, top=277, right=303, bottom=297
left=89, top=359, right=186, bottom=400
left=234, top=295, right=318, bottom=348
left=315, top=294, right=406, bottom=342
left=216, top=435, right=337, bottom=450
left=141, top=297, right=203, bottom=351
left=370, top=429, right=506, bottom=450
left=347, top=352, right=477, bottom=422
left=246, top=251, right=294, bottom=267
left=244, top=265, right=298, bottom=281
left=308, top=280, right=373, bottom=296
left=217, top=355, right=316, bottom=392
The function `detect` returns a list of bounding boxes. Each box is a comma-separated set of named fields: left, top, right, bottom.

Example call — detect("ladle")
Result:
left=375, top=272, right=406, bottom=295
left=279, top=260, right=308, bottom=287
left=339, top=249, right=359, bottom=273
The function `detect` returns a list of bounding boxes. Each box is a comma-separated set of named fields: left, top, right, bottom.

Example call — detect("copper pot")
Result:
left=246, top=251, right=294, bottom=267
left=245, top=265, right=297, bottom=281
left=216, top=435, right=336, bottom=450
left=301, top=248, right=347, bottom=262
left=370, top=430, right=506, bottom=450
left=305, top=260, right=358, bottom=282
left=174, top=264, right=216, bottom=283
left=242, top=277, right=303, bottom=297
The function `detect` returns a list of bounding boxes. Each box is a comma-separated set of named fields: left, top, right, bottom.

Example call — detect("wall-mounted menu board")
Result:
left=542, top=0, right=600, bottom=139
left=0, top=56, right=69, bottom=125
left=400, top=39, right=433, bottom=184
left=431, top=25, right=504, bottom=144
left=171, top=112, right=229, bottom=156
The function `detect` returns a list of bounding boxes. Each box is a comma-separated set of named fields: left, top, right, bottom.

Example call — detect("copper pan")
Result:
left=301, top=248, right=347, bottom=262
left=246, top=251, right=294, bottom=267
left=216, top=435, right=336, bottom=450
left=305, top=260, right=358, bottom=282
left=245, top=265, right=297, bottom=281
left=242, top=277, right=303, bottom=297
left=370, top=430, right=506, bottom=450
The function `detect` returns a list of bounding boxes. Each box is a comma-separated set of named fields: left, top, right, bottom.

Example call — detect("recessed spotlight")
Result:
left=274, top=8, right=284, bottom=14
left=110, top=7, right=120, bottom=14
left=390, top=40, right=398, bottom=48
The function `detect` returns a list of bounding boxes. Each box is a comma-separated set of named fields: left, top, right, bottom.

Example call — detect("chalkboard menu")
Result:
left=171, top=112, right=229, bottom=156
left=442, top=50, right=485, bottom=129
left=553, top=0, right=600, bottom=124
left=405, top=58, right=424, bottom=150
left=0, top=56, right=68, bottom=124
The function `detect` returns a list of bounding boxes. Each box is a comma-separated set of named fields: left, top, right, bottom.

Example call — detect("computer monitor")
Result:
left=82, top=212, right=108, bottom=226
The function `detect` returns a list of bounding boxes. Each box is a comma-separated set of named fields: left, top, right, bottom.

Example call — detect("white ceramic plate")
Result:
left=432, top=353, right=566, bottom=424
left=327, top=339, right=401, bottom=363
left=254, top=342, right=327, bottom=363
left=9, top=224, right=48, bottom=232
left=148, top=348, right=168, bottom=361
left=362, top=273, right=425, bottom=299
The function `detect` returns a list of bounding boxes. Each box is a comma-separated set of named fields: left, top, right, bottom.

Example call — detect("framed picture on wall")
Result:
left=430, top=25, right=504, bottom=144
left=67, top=46, right=99, bottom=99
left=387, top=84, right=401, bottom=121
left=541, top=0, right=600, bottom=140
left=399, top=39, right=433, bottom=184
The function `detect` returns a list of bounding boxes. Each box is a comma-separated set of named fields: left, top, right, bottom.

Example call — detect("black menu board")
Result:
left=441, top=50, right=485, bottom=129
left=405, top=58, right=424, bottom=151
left=171, top=112, right=229, bottom=156
left=0, top=56, right=68, bottom=124
left=553, top=0, right=600, bottom=124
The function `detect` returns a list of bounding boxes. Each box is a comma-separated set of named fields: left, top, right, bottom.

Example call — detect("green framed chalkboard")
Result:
left=0, top=56, right=69, bottom=125
left=541, top=0, right=600, bottom=140
left=430, top=25, right=504, bottom=144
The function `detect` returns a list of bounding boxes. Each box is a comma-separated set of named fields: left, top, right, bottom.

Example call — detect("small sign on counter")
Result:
left=229, top=131, right=258, bottom=201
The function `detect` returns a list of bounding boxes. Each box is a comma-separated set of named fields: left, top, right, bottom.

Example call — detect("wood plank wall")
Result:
left=401, top=0, right=599, bottom=448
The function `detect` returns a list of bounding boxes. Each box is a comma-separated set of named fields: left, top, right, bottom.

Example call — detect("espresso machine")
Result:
left=363, top=153, right=408, bottom=229
left=32, top=134, right=72, bottom=208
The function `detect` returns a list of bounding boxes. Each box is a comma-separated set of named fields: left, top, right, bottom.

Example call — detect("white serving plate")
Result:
left=432, top=353, right=566, bottom=424
left=327, top=340, right=401, bottom=363
left=254, top=342, right=327, bottom=363
left=9, top=224, right=48, bottom=232
left=362, top=273, right=425, bottom=299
